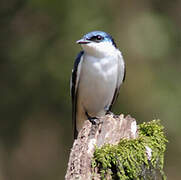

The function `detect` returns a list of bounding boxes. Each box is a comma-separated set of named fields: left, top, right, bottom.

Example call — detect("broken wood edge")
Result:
left=65, top=115, right=167, bottom=180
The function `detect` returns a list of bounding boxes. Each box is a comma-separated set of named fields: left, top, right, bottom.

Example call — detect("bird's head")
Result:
left=76, top=31, right=117, bottom=56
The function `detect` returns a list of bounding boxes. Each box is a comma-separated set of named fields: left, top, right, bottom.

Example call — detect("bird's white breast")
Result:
left=78, top=51, right=118, bottom=116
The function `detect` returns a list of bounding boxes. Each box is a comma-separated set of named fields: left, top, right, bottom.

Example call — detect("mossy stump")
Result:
left=65, top=114, right=167, bottom=180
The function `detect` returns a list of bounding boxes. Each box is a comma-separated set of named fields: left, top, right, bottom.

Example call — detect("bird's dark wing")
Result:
left=109, top=52, right=126, bottom=111
left=71, top=51, right=84, bottom=139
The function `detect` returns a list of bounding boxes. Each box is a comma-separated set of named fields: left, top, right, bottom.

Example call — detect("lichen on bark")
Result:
left=92, top=120, right=168, bottom=180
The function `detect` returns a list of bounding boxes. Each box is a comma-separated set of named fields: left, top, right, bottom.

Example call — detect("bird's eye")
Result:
left=88, top=35, right=103, bottom=42
left=96, top=35, right=103, bottom=40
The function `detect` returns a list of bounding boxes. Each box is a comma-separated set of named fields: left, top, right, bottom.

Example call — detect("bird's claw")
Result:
left=88, top=117, right=99, bottom=125
left=106, top=110, right=114, bottom=116
left=106, top=111, right=119, bottom=118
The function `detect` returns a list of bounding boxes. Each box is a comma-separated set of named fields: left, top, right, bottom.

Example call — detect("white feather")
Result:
left=75, top=41, right=125, bottom=132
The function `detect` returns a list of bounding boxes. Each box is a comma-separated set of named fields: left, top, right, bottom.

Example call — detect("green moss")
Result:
left=92, top=120, right=168, bottom=180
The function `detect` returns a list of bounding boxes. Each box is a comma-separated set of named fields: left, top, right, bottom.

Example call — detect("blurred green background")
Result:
left=1, top=0, right=181, bottom=179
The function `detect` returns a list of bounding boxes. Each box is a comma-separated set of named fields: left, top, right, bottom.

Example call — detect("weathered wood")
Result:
left=65, top=114, right=137, bottom=180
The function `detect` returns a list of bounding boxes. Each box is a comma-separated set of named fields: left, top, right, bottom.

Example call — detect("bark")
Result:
left=65, top=114, right=137, bottom=180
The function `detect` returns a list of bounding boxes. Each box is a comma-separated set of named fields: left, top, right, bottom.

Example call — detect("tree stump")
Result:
left=65, top=114, right=167, bottom=180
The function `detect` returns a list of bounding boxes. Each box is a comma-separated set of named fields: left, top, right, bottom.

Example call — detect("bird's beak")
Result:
left=76, top=38, right=90, bottom=44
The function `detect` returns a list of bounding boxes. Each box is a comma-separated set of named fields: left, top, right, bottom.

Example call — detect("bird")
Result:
left=71, top=31, right=126, bottom=139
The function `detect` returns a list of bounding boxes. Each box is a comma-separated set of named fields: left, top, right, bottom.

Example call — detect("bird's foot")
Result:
left=106, top=110, right=114, bottom=116
left=106, top=111, right=119, bottom=118
left=86, top=112, right=102, bottom=125
left=88, top=117, right=100, bottom=125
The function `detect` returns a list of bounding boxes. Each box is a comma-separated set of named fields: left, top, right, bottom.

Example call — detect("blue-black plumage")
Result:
left=71, top=31, right=125, bottom=139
